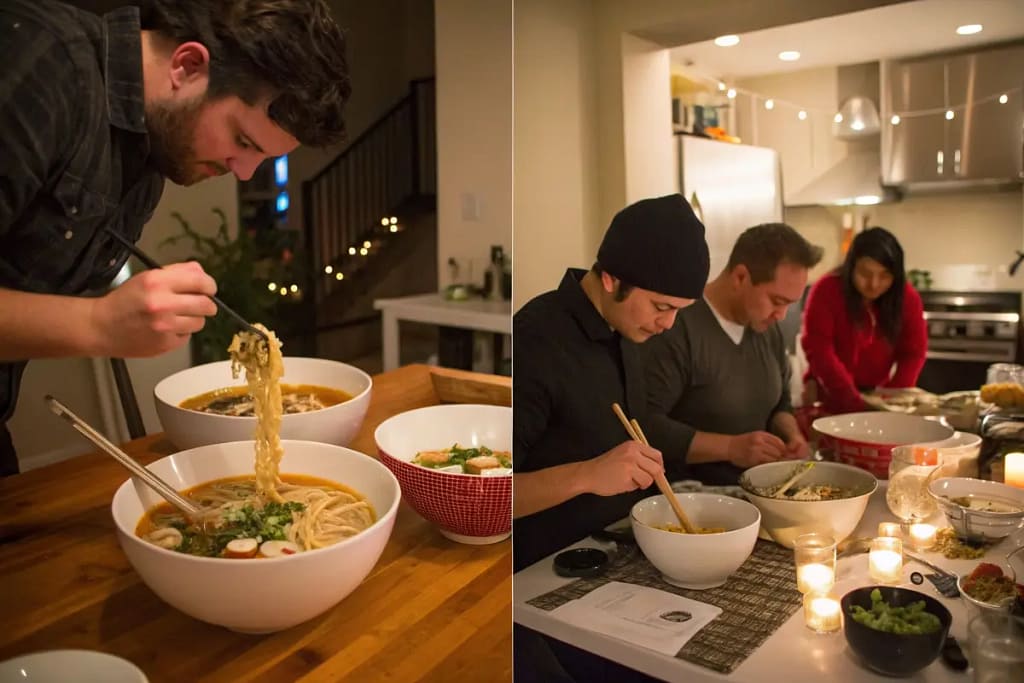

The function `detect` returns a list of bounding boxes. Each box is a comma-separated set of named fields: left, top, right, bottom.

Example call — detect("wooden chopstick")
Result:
left=612, top=403, right=697, bottom=534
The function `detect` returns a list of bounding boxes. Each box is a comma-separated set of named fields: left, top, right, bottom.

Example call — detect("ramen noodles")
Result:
left=413, top=444, right=512, bottom=475
left=180, top=384, right=352, bottom=416
left=653, top=523, right=726, bottom=534
left=137, top=475, right=376, bottom=557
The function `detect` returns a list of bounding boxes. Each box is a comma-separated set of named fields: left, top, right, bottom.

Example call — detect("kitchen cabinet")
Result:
left=881, top=42, right=1024, bottom=188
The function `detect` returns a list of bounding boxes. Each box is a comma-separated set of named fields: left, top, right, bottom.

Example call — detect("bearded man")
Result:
left=0, top=0, right=351, bottom=474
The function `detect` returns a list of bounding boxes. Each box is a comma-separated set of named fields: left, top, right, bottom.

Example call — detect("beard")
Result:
left=145, top=95, right=224, bottom=186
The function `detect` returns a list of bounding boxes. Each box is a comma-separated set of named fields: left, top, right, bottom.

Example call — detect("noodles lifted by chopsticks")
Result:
left=228, top=325, right=285, bottom=502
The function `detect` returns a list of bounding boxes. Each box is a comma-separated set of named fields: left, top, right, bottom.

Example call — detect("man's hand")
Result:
left=785, top=436, right=811, bottom=460
left=90, top=261, right=218, bottom=357
left=726, top=431, right=788, bottom=468
left=582, top=440, right=664, bottom=496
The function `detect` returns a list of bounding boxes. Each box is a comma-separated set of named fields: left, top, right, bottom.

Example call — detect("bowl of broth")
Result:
left=927, top=477, right=1024, bottom=543
left=111, top=439, right=400, bottom=633
left=154, top=357, right=372, bottom=450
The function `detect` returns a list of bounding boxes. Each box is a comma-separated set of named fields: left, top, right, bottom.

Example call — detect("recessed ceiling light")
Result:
left=714, top=35, right=740, bottom=47
left=778, top=51, right=801, bottom=62
left=956, top=24, right=983, bottom=35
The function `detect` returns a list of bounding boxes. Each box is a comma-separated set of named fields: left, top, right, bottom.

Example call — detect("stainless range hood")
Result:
left=786, top=147, right=898, bottom=207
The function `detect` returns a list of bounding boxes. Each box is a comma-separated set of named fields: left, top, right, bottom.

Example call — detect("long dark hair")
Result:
left=840, top=227, right=906, bottom=343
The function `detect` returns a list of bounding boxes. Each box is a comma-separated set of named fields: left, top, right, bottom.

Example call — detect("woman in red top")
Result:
left=801, top=227, right=927, bottom=414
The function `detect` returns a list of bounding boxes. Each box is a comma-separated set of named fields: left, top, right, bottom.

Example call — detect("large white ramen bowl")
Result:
left=740, top=461, right=877, bottom=549
left=154, top=357, right=372, bottom=450
left=111, top=440, right=400, bottom=633
left=630, top=493, right=761, bottom=589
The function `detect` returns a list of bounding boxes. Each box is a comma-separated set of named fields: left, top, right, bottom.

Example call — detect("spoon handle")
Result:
left=45, top=395, right=202, bottom=518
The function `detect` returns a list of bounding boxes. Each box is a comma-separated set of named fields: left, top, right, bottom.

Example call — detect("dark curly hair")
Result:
left=141, top=0, right=351, bottom=147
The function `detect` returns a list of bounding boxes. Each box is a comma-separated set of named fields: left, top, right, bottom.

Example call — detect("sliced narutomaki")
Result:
left=259, top=540, right=301, bottom=557
left=224, top=538, right=259, bottom=558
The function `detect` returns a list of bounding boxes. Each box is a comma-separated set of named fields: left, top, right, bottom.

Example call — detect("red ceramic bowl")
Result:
left=374, top=404, right=512, bottom=544
left=812, top=412, right=953, bottom=479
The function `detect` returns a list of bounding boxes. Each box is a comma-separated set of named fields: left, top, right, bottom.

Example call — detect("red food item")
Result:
left=969, top=563, right=1005, bottom=581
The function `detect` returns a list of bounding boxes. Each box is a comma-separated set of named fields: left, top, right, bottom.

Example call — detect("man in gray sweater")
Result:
left=644, top=223, right=824, bottom=485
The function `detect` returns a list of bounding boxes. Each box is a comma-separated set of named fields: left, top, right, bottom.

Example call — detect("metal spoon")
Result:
left=103, top=227, right=269, bottom=345
left=45, top=395, right=207, bottom=524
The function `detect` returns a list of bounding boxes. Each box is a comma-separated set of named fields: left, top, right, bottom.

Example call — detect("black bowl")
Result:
left=841, top=586, right=953, bottom=677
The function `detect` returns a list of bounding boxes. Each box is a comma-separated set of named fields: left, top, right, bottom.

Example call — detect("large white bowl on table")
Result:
left=154, top=357, right=372, bottom=450
left=375, top=404, right=512, bottom=545
left=927, top=477, right=1024, bottom=543
left=111, top=440, right=400, bottom=634
left=0, top=650, right=148, bottom=683
left=630, top=492, right=761, bottom=589
left=740, top=461, right=878, bottom=549
left=812, top=412, right=953, bottom=478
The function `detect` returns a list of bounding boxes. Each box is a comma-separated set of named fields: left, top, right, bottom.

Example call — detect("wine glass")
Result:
left=886, top=445, right=957, bottom=526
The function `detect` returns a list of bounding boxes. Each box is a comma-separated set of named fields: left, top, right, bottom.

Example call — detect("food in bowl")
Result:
left=946, top=495, right=1024, bottom=513
left=631, top=492, right=760, bottom=589
left=137, top=474, right=375, bottom=557
left=848, top=587, right=943, bottom=634
left=742, top=465, right=854, bottom=501
left=928, top=477, right=1024, bottom=543
left=740, top=461, right=877, bottom=548
left=653, top=523, right=726, bottom=534
left=413, top=444, right=512, bottom=475
left=180, top=384, right=352, bottom=416
left=960, top=563, right=1023, bottom=606
left=933, top=527, right=987, bottom=559
left=375, top=404, right=512, bottom=544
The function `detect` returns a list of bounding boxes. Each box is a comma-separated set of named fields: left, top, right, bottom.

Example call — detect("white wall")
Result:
left=512, top=0, right=598, bottom=310
left=435, top=0, right=513, bottom=290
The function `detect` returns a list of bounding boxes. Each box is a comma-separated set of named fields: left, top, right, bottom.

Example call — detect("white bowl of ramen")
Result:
left=111, top=440, right=400, bottom=634
left=927, top=477, right=1024, bottom=543
left=739, top=461, right=878, bottom=549
left=375, top=404, right=512, bottom=545
left=630, top=492, right=761, bottom=589
left=154, top=357, right=372, bottom=450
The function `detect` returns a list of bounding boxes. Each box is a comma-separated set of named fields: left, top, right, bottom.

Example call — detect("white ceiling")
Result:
left=669, top=0, right=1024, bottom=79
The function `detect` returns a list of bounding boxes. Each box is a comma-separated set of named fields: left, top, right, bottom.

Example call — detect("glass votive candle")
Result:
left=869, top=536, right=903, bottom=584
left=907, top=523, right=937, bottom=551
left=793, top=532, right=837, bottom=594
left=877, top=522, right=902, bottom=538
left=803, top=592, right=842, bottom=634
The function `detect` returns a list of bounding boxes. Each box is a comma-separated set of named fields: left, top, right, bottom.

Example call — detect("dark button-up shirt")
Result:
left=0, top=1, right=164, bottom=420
left=513, top=269, right=654, bottom=571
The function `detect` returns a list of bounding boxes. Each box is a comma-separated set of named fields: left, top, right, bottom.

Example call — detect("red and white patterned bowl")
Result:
left=812, top=412, right=953, bottom=479
left=375, top=404, right=512, bottom=544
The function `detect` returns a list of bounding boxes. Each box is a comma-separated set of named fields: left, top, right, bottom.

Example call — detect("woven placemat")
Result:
left=526, top=539, right=802, bottom=674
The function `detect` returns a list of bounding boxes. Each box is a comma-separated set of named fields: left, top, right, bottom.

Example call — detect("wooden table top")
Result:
left=0, top=364, right=512, bottom=682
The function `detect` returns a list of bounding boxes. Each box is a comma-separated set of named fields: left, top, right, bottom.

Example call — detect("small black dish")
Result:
left=841, top=585, right=952, bottom=678
left=553, top=548, right=609, bottom=578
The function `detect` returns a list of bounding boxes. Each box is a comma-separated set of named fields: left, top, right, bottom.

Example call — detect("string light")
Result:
left=359, top=247, right=368, bottom=256
left=999, top=94, right=1008, bottom=104
left=268, top=283, right=277, bottom=292
left=324, top=265, right=333, bottom=274
left=727, top=88, right=737, bottom=99
left=289, top=284, right=298, bottom=293
left=348, top=247, right=356, bottom=255
left=363, top=240, right=371, bottom=248
left=945, top=110, right=955, bottom=120
left=798, top=110, right=807, bottom=120
left=335, top=272, right=344, bottom=280
left=890, top=114, right=901, bottom=125
left=833, top=113, right=843, bottom=123
left=764, top=99, right=775, bottom=110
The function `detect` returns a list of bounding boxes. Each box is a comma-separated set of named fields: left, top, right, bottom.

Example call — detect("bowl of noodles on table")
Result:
left=740, top=461, right=877, bottom=549
left=374, top=404, right=511, bottom=545
left=630, top=492, right=761, bottom=589
left=154, top=355, right=372, bottom=451
left=114, top=327, right=400, bottom=633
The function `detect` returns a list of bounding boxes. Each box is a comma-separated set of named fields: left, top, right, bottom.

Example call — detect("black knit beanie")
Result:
left=596, top=194, right=710, bottom=299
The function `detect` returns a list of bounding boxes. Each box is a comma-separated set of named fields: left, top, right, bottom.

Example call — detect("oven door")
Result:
left=917, top=357, right=991, bottom=394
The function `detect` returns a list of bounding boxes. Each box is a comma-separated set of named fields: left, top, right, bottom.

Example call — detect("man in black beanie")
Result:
left=512, top=194, right=709, bottom=683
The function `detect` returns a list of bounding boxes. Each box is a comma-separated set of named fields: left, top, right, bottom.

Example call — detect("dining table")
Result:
left=514, top=480, right=1024, bottom=682
left=0, top=364, right=512, bottom=683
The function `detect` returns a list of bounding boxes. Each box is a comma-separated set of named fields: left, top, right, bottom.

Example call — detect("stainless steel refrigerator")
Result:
left=677, top=134, right=784, bottom=278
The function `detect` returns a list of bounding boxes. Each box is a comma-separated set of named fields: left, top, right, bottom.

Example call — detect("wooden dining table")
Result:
left=0, top=364, right=512, bottom=683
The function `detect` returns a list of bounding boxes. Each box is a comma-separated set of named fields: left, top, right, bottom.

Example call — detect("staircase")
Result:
left=301, top=78, right=437, bottom=363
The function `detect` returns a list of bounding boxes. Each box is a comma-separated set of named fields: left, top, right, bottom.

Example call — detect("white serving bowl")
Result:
left=812, top=412, right=953, bottom=478
left=927, top=477, right=1024, bottom=543
left=630, top=492, right=761, bottom=589
left=111, top=440, right=400, bottom=633
left=0, top=651, right=148, bottom=683
left=154, top=357, right=372, bottom=450
left=740, top=461, right=878, bottom=549
left=375, top=404, right=512, bottom=545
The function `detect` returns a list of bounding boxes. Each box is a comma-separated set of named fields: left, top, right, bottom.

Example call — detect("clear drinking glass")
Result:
left=967, top=612, right=1024, bottom=683
left=885, top=445, right=956, bottom=525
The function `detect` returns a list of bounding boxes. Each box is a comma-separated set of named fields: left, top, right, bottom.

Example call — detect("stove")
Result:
left=917, top=290, right=1021, bottom=394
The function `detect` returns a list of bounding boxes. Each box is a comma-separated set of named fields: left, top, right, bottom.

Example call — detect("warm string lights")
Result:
left=319, top=215, right=402, bottom=282
left=693, top=72, right=1020, bottom=125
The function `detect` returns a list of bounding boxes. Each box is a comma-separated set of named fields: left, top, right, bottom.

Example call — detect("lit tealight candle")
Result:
left=797, top=563, right=835, bottom=594
left=908, top=523, right=937, bottom=551
left=869, top=537, right=903, bottom=584
left=804, top=594, right=841, bottom=633
left=877, top=522, right=902, bottom=538
left=1005, top=452, right=1024, bottom=489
